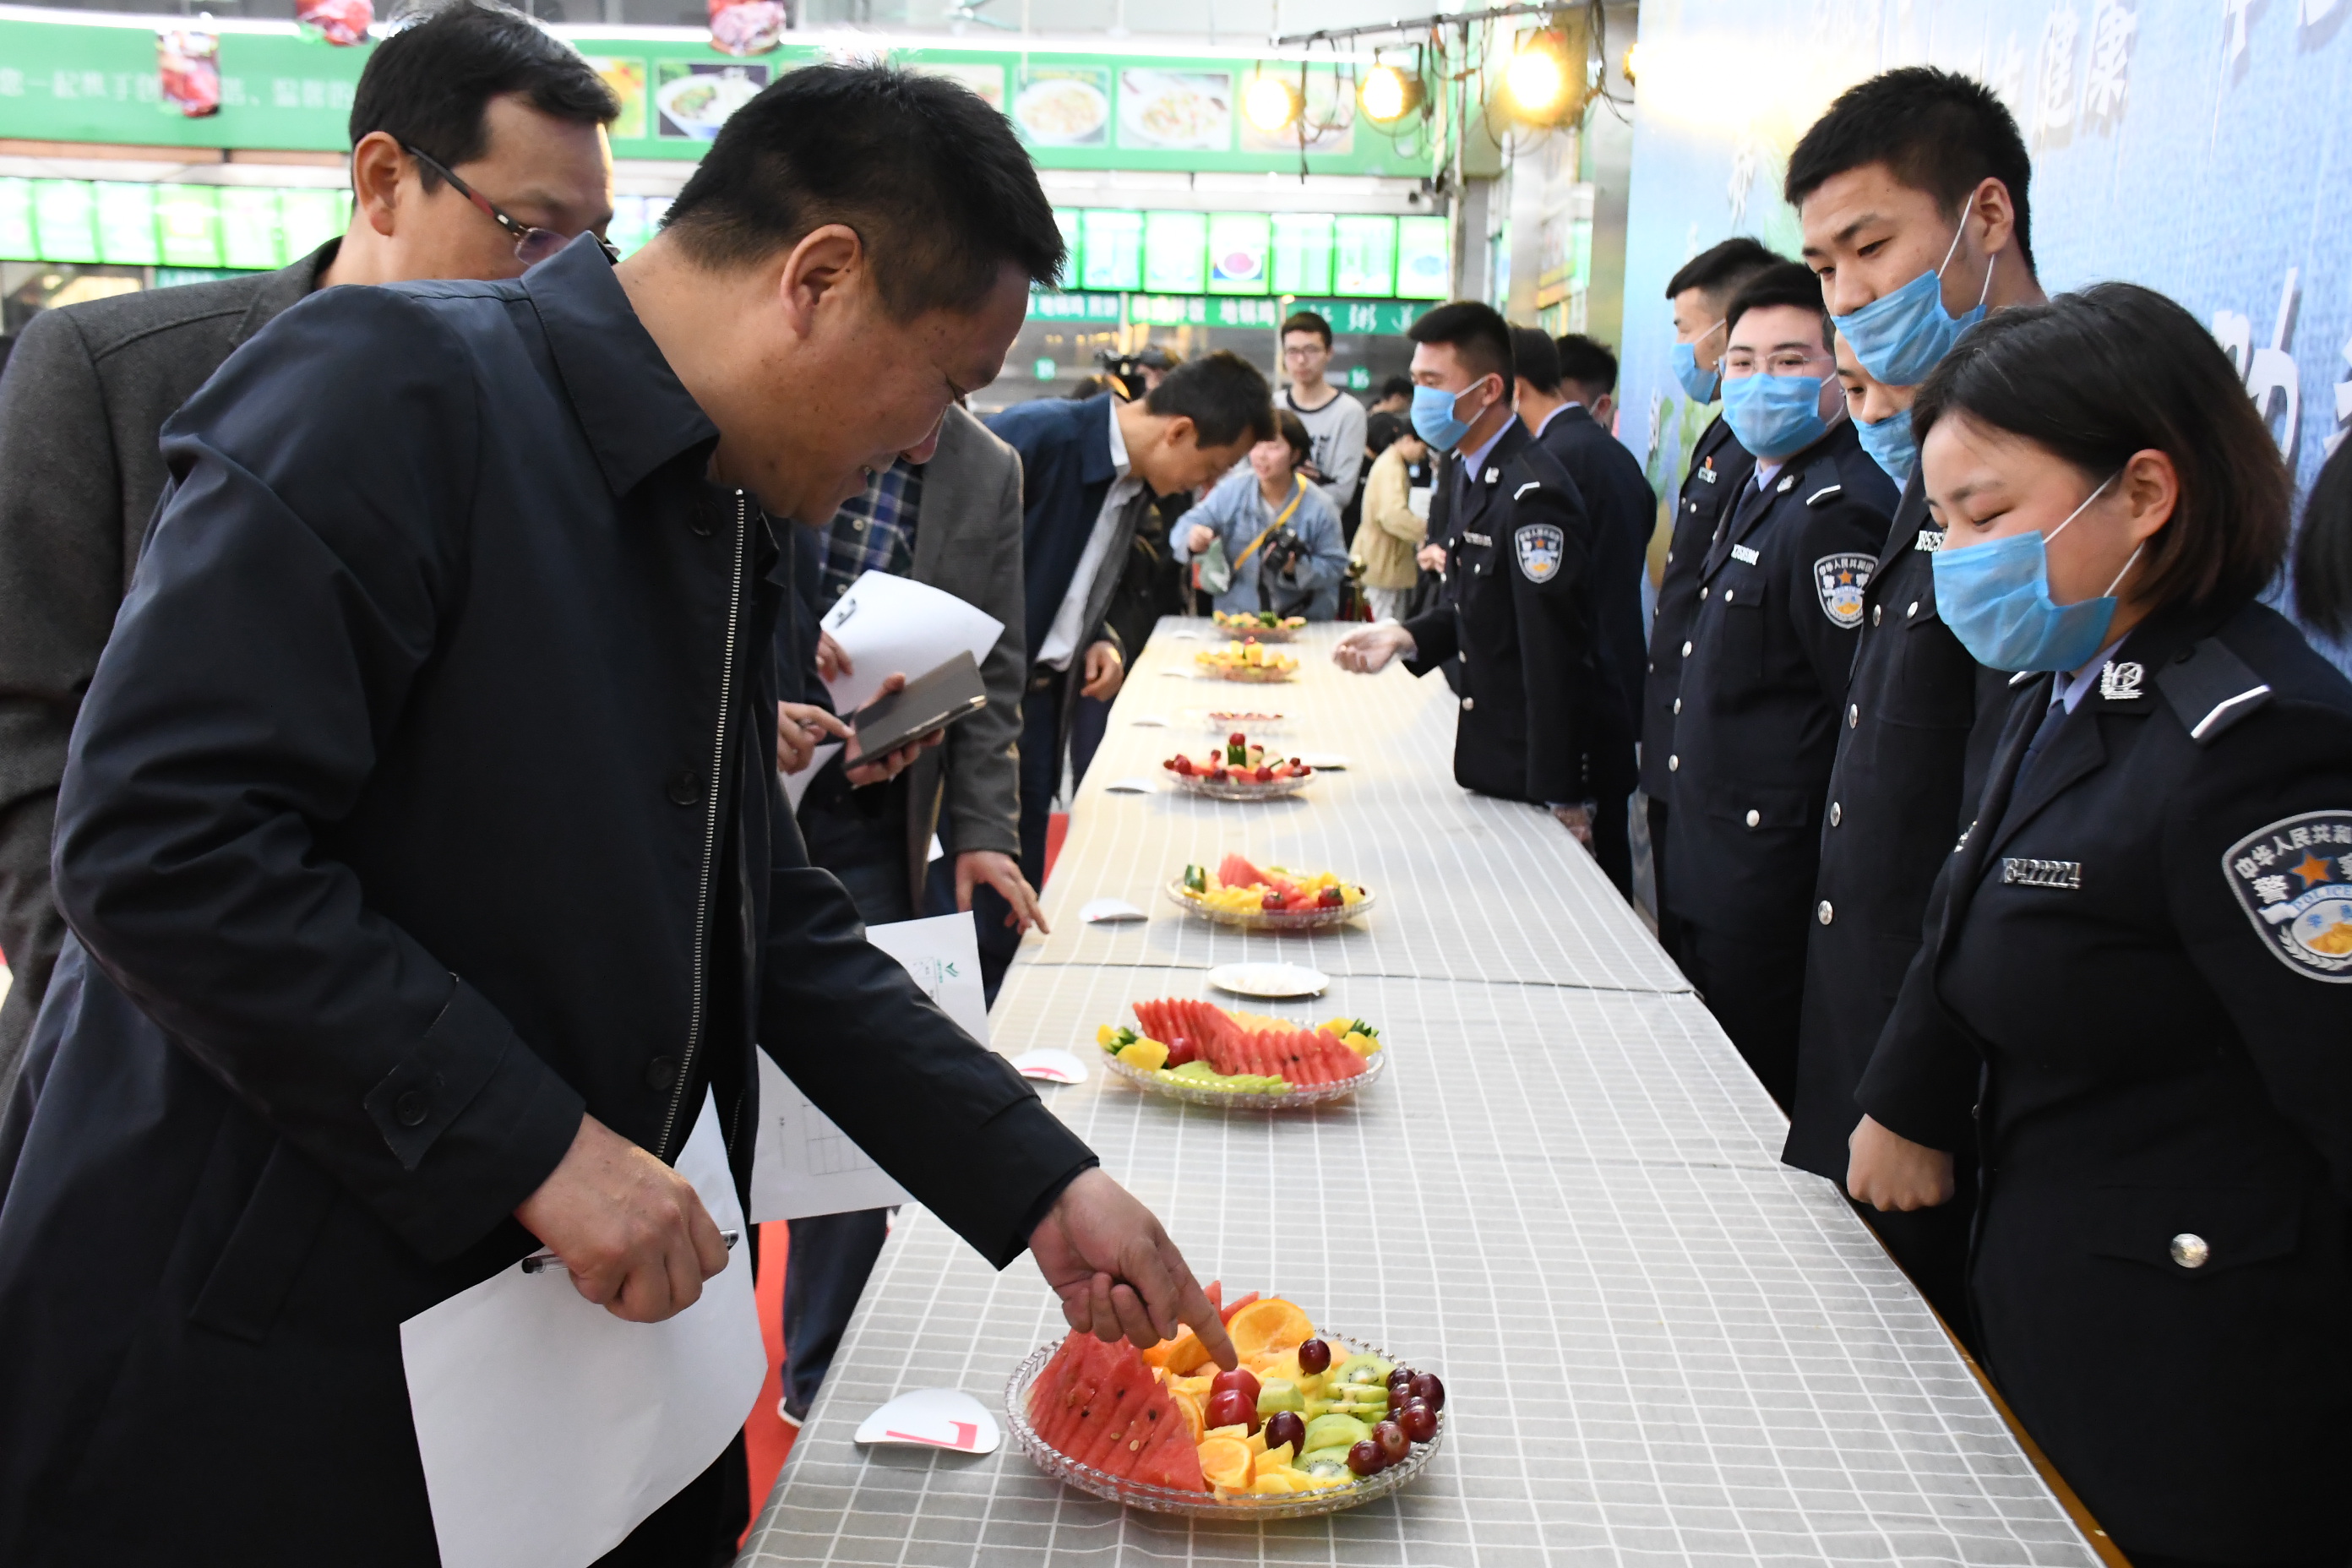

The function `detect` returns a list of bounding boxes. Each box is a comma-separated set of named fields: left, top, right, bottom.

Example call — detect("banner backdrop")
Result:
left=1617, top=0, right=2352, bottom=662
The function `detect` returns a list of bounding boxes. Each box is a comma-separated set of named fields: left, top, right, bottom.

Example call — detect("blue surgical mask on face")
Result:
left=1411, top=378, right=1488, bottom=452
left=1832, top=220, right=1996, bottom=387
left=1855, top=406, right=1916, bottom=485
left=1720, top=370, right=1837, bottom=460
left=1670, top=321, right=1725, bottom=402
left=1931, top=472, right=2142, bottom=672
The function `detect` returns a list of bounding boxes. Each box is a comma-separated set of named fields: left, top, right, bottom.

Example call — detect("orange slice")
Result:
left=1197, top=1435, right=1252, bottom=1491
left=1226, top=1298, right=1315, bottom=1363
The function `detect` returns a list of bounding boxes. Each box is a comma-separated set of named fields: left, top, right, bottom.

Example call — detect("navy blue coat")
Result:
left=0, top=238, right=1092, bottom=1562
left=1533, top=404, right=1654, bottom=795
left=983, top=393, right=1123, bottom=664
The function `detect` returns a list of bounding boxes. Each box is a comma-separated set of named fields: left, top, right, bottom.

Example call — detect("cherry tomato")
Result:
left=1210, top=1367, right=1260, bottom=1405
left=1206, top=1388, right=1258, bottom=1434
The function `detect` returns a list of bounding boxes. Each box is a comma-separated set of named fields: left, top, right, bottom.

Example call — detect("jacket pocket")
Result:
left=188, top=1137, right=339, bottom=1343
left=2086, top=1185, right=2300, bottom=1279
left=1890, top=606, right=1979, bottom=730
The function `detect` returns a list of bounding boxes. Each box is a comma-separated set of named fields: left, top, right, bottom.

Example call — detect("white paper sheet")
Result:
left=747, top=913, right=987, bottom=1222
left=400, top=1092, right=765, bottom=1568
left=781, top=743, right=844, bottom=811
left=820, top=570, right=1004, bottom=714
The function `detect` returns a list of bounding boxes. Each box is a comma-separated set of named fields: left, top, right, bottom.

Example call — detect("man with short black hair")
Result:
left=1278, top=309, right=1369, bottom=515
left=1783, top=67, right=2047, bottom=1334
left=0, top=0, right=621, bottom=1130
left=1333, top=302, right=1606, bottom=841
left=1642, top=236, right=1780, bottom=963
left=1511, top=327, right=1651, bottom=898
left=1666, top=261, right=1897, bottom=1113
left=984, top=351, right=1271, bottom=985
left=1552, top=334, right=1620, bottom=431
left=0, top=63, right=1232, bottom=1563
left=1371, top=373, right=1414, bottom=415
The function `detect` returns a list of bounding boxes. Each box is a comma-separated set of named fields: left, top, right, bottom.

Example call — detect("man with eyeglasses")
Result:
left=1278, top=310, right=1369, bottom=520
left=1663, top=260, right=1897, bottom=1113
left=0, top=1, right=618, bottom=1146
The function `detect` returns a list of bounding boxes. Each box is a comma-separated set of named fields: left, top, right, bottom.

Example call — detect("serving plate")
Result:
left=1099, top=1038, right=1385, bottom=1109
left=1164, top=879, right=1375, bottom=931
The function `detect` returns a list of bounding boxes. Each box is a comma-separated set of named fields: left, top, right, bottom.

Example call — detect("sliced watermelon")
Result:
left=1204, top=1280, right=1223, bottom=1312
left=1048, top=1335, right=1117, bottom=1456
left=1218, top=1290, right=1260, bottom=1324
left=1131, top=1415, right=1211, bottom=1493
left=1026, top=1335, right=1084, bottom=1431
left=1101, top=1392, right=1183, bottom=1478
left=1070, top=1351, right=1154, bottom=1472
left=1217, top=852, right=1269, bottom=890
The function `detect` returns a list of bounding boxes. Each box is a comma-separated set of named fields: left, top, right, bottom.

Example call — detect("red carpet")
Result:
left=740, top=1221, right=793, bottom=1544
left=1045, top=810, right=1068, bottom=883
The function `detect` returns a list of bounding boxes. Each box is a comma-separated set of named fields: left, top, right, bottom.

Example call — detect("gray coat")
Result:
left=896, top=404, right=1026, bottom=909
left=0, top=244, right=335, bottom=1091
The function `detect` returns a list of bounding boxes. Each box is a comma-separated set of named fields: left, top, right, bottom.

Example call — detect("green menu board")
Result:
left=1080, top=210, right=1143, bottom=293
left=1052, top=208, right=1081, bottom=291
left=95, top=181, right=160, bottom=266
left=0, top=179, right=32, bottom=261
left=1333, top=215, right=1397, bottom=297
left=220, top=188, right=286, bottom=271
left=33, top=179, right=99, bottom=264
left=156, top=186, right=223, bottom=269
left=1395, top=215, right=1450, bottom=300
left=1206, top=212, right=1270, bottom=295
left=1271, top=213, right=1334, bottom=296
left=1141, top=210, right=1206, bottom=295
left=278, top=188, right=346, bottom=260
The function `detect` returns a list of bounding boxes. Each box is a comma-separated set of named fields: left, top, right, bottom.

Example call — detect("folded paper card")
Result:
left=821, top=570, right=1004, bottom=714
left=853, top=1388, right=1001, bottom=1454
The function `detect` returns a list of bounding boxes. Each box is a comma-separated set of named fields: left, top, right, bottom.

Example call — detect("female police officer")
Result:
left=1849, top=283, right=2352, bottom=1568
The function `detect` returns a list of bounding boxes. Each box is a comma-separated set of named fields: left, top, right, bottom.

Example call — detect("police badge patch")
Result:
left=2223, top=810, right=2352, bottom=982
left=1813, top=553, right=1876, bottom=629
left=1515, top=523, right=1565, bottom=584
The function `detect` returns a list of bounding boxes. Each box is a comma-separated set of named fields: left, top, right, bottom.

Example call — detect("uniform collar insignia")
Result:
left=2099, top=660, right=2146, bottom=701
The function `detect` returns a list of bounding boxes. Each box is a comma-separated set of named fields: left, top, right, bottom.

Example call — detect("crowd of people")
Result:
left=0, top=10, right=2344, bottom=1566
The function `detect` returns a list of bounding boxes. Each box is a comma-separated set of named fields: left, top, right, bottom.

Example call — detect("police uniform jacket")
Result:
left=1785, top=470, right=2012, bottom=1179
left=1534, top=404, right=1655, bottom=797
left=1856, top=594, right=2352, bottom=1564
left=1664, top=419, right=1896, bottom=937
left=1639, top=414, right=1752, bottom=803
left=1401, top=419, right=1609, bottom=804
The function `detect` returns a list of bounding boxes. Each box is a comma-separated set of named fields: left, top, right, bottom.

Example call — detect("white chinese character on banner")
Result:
left=1726, top=133, right=1764, bottom=226
left=0, top=68, right=22, bottom=97
left=2034, top=7, right=2081, bottom=140
left=2082, top=0, right=2136, bottom=127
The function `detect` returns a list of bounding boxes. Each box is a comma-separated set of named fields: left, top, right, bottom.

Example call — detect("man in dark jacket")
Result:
left=0, top=65, right=1229, bottom=1566
left=982, top=356, right=1269, bottom=984
left=1511, top=327, right=1652, bottom=896
left=0, top=0, right=622, bottom=1140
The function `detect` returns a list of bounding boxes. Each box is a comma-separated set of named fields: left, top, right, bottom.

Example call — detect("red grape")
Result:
left=1210, top=1368, right=1260, bottom=1404
left=1254, top=765, right=1275, bottom=783
left=1295, top=1338, right=1331, bottom=1375
left=1206, top=1389, right=1258, bottom=1434
left=1374, top=1420, right=1409, bottom=1464
left=1407, top=1372, right=1445, bottom=1412
left=1347, top=1440, right=1384, bottom=1476
left=1388, top=1385, right=1413, bottom=1416
left=1172, top=756, right=1194, bottom=775
left=1399, top=1401, right=1437, bottom=1443
left=1318, top=885, right=1343, bottom=908
left=1386, top=1367, right=1413, bottom=1392
left=1263, top=1411, right=1306, bottom=1453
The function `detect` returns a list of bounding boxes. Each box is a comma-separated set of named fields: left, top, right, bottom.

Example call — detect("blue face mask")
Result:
left=1932, top=473, right=2141, bottom=672
left=1855, top=406, right=1916, bottom=486
left=1720, top=371, right=1837, bottom=460
left=1410, top=378, right=1490, bottom=452
left=1832, top=220, right=1995, bottom=387
left=1670, top=321, right=1725, bottom=402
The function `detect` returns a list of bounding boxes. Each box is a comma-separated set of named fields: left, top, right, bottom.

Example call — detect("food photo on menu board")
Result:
left=655, top=61, right=769, bottom=140
left=1117, top=69, right=1232, bottom=150
left=1014, top=65, right=1111, bottom=147
left=582, top=57, right=647, bottom=140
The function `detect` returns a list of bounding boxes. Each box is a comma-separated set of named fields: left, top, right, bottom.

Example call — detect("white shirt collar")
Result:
left=1105, top=395, right=1130, bottom=479
left=2056, top=636, right=2129, bottom=712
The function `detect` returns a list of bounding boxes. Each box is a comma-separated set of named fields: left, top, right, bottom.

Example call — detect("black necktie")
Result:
left=2014, top=695, right=2068, bottom=792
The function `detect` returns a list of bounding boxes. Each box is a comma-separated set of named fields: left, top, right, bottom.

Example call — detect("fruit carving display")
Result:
left=1212, top=610, right=1307, bottom=640
left=1195, top=640, right=1299, bottom=682
left=1178, top=853, right=1367, bottom=917
left=1023, top=1287, right=1445, bottom=1500
left=1097, top=1000, right=1380, bottom=1094
left=1165, top=732, right=1313, bottom=789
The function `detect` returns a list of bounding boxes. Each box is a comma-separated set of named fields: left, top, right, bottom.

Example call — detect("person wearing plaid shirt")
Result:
left=815, top=460, right=924, bottom=610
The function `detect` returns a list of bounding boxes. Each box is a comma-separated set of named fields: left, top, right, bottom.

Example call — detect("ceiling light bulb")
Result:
left=1244, top=74, right=1302, bottom=133
left=1506, top=41, right=1569, bottom=117
left=1359, top=63, right=1408, bottom=123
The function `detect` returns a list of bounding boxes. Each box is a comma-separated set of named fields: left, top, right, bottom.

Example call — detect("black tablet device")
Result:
left=851, top=650, right=988, bottom=760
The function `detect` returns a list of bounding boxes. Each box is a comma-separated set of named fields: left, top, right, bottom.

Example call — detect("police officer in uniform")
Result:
left=1851, top=286, right=2352, bottom=1568
left=1334, top=302, right=1613, bottom=839
left=1642, top=239, right=1778, bottom=959
left=1777, top=70, right=2051, bottom=1329
left=1666, top=264, right=1897, bottom=1110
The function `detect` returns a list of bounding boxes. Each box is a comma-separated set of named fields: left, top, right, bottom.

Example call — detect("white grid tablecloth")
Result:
left=737, top=622, right=2094, bottom=1566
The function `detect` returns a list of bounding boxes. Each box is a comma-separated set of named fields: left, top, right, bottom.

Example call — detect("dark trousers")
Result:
left=1850, top=1171, right=1979, bottom=1356
left=1646, top=796, right=1686, bottom=966
left=591, top=1431, right=747, bottom=1568
left=1680, top=921, right=1805, bottom=1113
left=1590, top=788, right=1632, bottom=900
left=983, top=671, right=1065, bottom=999
left=782, top=788, right=915, bottom=1418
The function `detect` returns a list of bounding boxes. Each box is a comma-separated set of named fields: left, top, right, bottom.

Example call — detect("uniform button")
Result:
left=1871, top=604, right=1881, bottom=626
left=1700, top=585, right=1709, bottom=600
left=394, top=1090, right=430, bottom=1128
left=1673, top=697, right=1682, bottom=714
left=689, top=510, right=715, bottom=538
left=1723, top=589, right=1734, bottom=602
left=645, top=1055, right=678, bottom=1091
left=1681, top=640, right=1693, bottom=656
left=1817, top=901, right=1834, bottom=925
left=1666, top=549, right=1675, bottom=564
left=1908, top=601, right=1919, bottom=618
left=2170, top=1233, right=2210, bottom=1269
left=1848, top=704, right=1859, bottom=728
left=1647, top=661, right=1655, bottom=673
left=1462, top=696, right=1475, bottom=711
left=1668, top=754, right=1680, bottom=771
left=1744, top=808, right=1760, bottom=828
left=667, top=770, right=701, bottom=806
left=1830, top=801, right=1842, bottom=826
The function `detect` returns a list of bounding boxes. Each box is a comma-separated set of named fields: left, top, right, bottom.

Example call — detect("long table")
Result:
left=737, top=621, right=2100, bottom=1567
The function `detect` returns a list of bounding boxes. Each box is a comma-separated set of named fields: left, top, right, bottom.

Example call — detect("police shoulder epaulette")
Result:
left=2156, top=636, right=2273, bottom=744
left=1804, top=484, right=1843, bottom=508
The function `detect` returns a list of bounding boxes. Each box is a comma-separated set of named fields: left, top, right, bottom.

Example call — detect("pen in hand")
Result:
left=521, top=1229, right=741, bottom=1276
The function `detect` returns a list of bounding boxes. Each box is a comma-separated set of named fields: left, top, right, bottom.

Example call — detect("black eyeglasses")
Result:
left=403, top=143, right=617, bottom=266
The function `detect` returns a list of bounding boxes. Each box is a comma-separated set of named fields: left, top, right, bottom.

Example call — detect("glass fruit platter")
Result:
left=1195, top=641, right=1298, bottom=682
left=1005, top=1292, right=1447, bottom=1519
left=1211, top=610, right=1307, bottom=643
left=1162, top=733, right=1315, bottom=802
left=1167, top=855, right=1373, bottom=931
left=1095, top=1001, right=1386, bottom=1109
